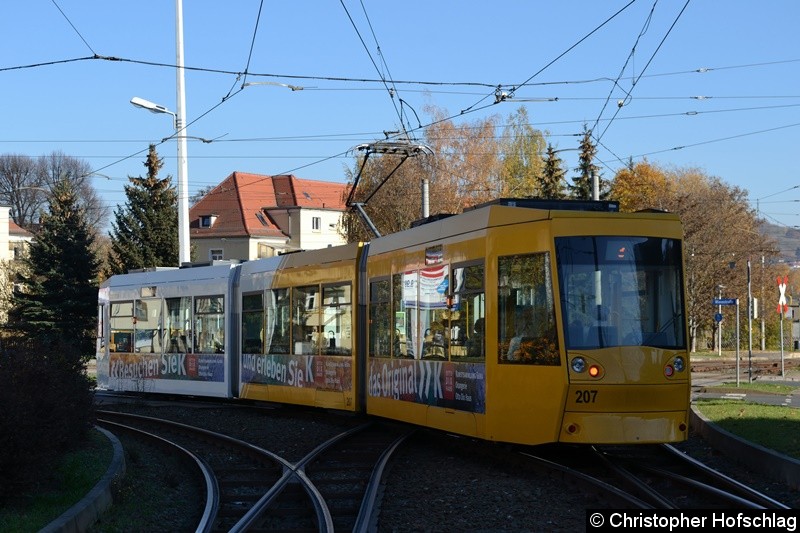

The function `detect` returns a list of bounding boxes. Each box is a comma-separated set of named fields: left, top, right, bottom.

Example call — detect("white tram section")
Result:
left=97, top=263, right=240, bottom=398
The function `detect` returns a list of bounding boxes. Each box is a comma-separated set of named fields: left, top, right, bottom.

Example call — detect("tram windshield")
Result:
left=555, top=236, right=686, bottom=350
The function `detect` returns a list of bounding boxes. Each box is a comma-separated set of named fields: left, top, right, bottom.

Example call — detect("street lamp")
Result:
left=130, top=97, right=176, bottom=124
left=127, top=0, right=190, bottom=266
left=130, top=95, right=190, bottom=266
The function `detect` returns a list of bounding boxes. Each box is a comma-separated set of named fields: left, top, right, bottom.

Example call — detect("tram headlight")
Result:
left=673, top=356, right=685, bottom=372
left=571, top=357, right=586, bottom=373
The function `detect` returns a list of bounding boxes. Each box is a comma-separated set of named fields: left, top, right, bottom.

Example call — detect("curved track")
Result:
left=523, top=443, right=792, bottom=510
left=98, top=409, right=413, bottom=532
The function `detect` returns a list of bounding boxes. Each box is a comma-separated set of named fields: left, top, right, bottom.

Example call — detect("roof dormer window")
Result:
left=200, top=214, right=218, bottom=228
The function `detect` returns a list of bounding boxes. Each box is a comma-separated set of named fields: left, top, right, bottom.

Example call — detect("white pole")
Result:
left=747, top=259, right=752, bottom=382
left=591, top=169, right=599, bottom=201
left=421, top=178, right=429, bottom=218
left=175, top=0, right=190, bottom=265
left=780, top=312, right=785, bottom=377
left=736, top=299, right=740, bottom=387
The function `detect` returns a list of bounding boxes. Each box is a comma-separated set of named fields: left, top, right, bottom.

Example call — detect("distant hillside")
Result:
left=761, top=222, right=800, bottom=264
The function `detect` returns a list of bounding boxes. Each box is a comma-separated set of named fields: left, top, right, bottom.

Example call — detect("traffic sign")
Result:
left=713, top=298, right=737, bottom=306
left=714, top=312, right=723, bottom=323
left=778, top=276, right=788, bottom=314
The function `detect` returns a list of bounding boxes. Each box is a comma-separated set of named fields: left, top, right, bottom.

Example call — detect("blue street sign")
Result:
left=713, top=298, right=737, bottom=306
left=714, top=312, right=723, bottom=323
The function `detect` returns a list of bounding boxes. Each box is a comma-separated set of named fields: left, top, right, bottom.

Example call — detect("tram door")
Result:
left=489, top=251, right=566, bottom=444
left=95, top=289, right=110, bottom=389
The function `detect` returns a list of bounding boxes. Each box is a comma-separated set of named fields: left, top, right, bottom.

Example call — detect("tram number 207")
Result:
left=574, top=389, right=598, bottom=404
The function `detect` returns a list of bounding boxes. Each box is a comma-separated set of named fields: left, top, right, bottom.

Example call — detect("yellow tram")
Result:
left=363, top=199, right=689, bottom=445
left=98, top=198, right=689, bottom=446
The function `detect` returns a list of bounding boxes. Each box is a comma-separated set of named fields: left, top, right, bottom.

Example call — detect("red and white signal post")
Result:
left=778, top=276, right=788, bottom=376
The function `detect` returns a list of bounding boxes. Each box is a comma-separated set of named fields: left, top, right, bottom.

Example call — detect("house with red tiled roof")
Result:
left=189, top=172, right=349, bottom=261
left=0, top=205, right=34, bottom=261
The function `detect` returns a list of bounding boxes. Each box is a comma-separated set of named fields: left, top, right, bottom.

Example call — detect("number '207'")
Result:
left=574, top=389, right=598, bottom=403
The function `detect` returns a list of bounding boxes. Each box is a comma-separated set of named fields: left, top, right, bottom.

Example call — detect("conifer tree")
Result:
left=569, top=125, right=608, bottom=200
left=8, top=178, right=100, bottom=360
left=539, top=144, right=568, bottom=199
left=109, top=145, right=178, bottom=273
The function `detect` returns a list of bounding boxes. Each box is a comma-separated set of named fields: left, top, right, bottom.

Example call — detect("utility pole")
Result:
left=175, top=0, right=190, bottom=265
left=747, top=258, right=753, bottom=382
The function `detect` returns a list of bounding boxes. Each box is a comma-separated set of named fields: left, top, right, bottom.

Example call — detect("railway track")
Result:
left=97, top=409, right=413, bottom=532
left=522, top=443, right=791, bottom=510
left=691, top=357, right=800, bottom=376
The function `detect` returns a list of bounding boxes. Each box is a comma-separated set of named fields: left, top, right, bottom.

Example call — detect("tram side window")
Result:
left=452, top=262, right=485, bottom=360
left=135, top=298, right=162, bottom=353
left=369, top=279, right=390, bottom=357
left=392, top=273, right=412, bottom=358
left=420, top=265, right=450, bottom=360
left=165, top=297, right=192, bottom=353
left=242, top=292, right=264, bottom=354
left=292, top=285, right=320, bottom=355
left=195, top=296, right=224, bottom=353
left=498, top=253, right=559, bottom=365
left=323, top=284, right=351, bottom=355
left=110, top=301, right=134, bottom=353
left=267, top=289, right=290, bottom=354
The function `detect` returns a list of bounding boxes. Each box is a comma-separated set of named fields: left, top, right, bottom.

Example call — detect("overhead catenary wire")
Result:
left=50, top=0, right=97, bottom=56
left=340, top=0, right=405, bottom=134
left=590, top=0, right=659, bottom=136
left=3, top=4, right=798, bottom=231
left=593, top=0, right=692, bottom=145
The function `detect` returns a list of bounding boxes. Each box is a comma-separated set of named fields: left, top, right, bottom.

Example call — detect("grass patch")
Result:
left=0, top=429, right=112, bottom=532
left=694, top=399, right=800, bottom=459
left=709, top=382, right=798, bottom=395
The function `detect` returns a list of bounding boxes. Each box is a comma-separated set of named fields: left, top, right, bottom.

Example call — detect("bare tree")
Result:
left=0, top=154, right=47, bottom=228
left=37, top=151, right=108, bottom=230
left=0, top=151, right=108, bottom=232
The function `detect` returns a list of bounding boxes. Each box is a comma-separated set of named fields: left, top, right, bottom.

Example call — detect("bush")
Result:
left=0, top=336, right=95, bottom=502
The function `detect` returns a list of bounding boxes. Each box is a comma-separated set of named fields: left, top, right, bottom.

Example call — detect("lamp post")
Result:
left=128, top=0, right=190, bottom=266
left=131, top=96, right=190, bottom=265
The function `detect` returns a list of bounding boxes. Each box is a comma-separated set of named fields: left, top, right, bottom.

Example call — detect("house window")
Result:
left=209, top=249, right=223, bottom=261
left=312, top=216, right=321, bottom=232
left=200, top=215, right=218, bottom=228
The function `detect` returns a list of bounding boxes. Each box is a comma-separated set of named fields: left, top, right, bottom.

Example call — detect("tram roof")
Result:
left=101, top=261, right=240, bottom=289
left=369, top=198, right=679, bottom=256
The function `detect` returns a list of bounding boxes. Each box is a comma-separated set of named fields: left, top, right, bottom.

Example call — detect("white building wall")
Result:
left=297, top=209, right=346, bottom=250
left=0, top=206, right=10, bottom=262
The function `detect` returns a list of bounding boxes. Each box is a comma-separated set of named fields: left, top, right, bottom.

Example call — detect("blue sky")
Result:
left=2, top=1, right=798, bottom=230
